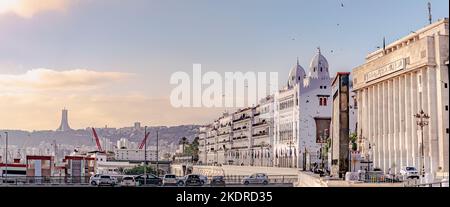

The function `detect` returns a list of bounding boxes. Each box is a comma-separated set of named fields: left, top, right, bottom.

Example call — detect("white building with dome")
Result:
left=197, top=48, right=357, bottom=169
left=273, top=48, right=334, bottom=169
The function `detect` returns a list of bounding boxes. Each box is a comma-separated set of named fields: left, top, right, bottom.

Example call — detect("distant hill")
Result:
left=0, top=125, right=201, bottom=149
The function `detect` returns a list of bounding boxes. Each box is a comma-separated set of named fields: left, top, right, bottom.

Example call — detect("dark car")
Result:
left=210, top=176, right=226, bottom=187
left=179, top=174, right=203, bottom=186
left=134, top=174, right=162, bottom=186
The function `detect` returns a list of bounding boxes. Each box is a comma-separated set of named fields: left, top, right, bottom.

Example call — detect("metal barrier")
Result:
left=0, top=176, right=90, bottom=186
left=220, top=175, right=297, bottom=184
left=403, top=179, right=449, bottom=187
left=360, top=172, right=402, bottom=183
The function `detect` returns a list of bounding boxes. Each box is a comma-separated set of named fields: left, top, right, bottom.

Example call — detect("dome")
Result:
left=287, top=58, right=306, bottom=88
left=309, top=47, right=329, bottom=79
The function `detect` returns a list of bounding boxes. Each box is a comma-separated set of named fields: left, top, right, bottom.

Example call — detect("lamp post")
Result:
left=156, top=130, right=159, bottom=176
left=287, top=141, right=294, bottom=168
left=3, top=132, right=8, bottom=178
left=414, top=109, right=430, bottom=178
left=144, top=126, right=147, bottom=185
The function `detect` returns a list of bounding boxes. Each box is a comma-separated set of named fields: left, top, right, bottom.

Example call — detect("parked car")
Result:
left=134, top=174, right=163, bottom=186
left=121, top=176, right=136, bottom=187
left=242, top=173, right=269, bottom=185
left=98, top=175, right=118, bottom=186
left=210, top=176, right=226, bottom=187
left=89, top=174, right=102, bottom=185
left=162, top=174, right=178, bottom=186
left=400, top=166, right=420, bottom=179
left=199, top=175, right=208, bottom=185
left=177, top=174, right=203, bottom=186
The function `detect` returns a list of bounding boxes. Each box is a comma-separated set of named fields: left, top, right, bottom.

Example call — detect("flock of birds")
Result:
left=290, top=2, right=346, bottom=54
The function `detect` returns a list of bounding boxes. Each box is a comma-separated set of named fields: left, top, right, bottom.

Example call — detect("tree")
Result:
left=124, top=165, right=156, bottom=175
left=349, top=132, right=358, bottom=151
left=184, top=137, right=199, bottom=162
left=179, top=137, right=189, bottom=153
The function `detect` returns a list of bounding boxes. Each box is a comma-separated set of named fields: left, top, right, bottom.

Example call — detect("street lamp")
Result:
left=287, top=141, right=294, bottom=168
left=144, top=126, right=147, bottom=185
left=1, top=132, right=8, bottom=178
left=414, top=109, right=430, bottom=178
left=156, top=130, right=159, bottom=176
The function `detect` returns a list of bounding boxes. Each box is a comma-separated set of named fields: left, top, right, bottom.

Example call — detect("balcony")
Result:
left=231, top=146, right=248, bottom=150
left=252, top=120, right=267, bottom=127
left=252, top=132, right=268, bottom=138
left=233, top=115, right=251, bottom=123
left=217, top=132, right=231, bottom=136
left=232, top=136, right=248, bottom=141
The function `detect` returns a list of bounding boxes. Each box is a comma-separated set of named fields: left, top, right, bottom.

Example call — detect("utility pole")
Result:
left=414, top=110, right=430, bottom=178
left=156, top=130, right=159, bottom=176
left=3, top=132, right=8, bottom=179
left=144, top=126, right=147, bottom=185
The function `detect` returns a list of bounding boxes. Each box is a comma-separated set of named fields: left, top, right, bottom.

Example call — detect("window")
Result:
left=323, top=98, right=327, bottom=106
left=324, top=86, right=327, bottom=89
left=319, top=98, right=323, bottom=106
left=320, top=67, right=323, bottom=72
left=320, top=86, right=323, bottom=89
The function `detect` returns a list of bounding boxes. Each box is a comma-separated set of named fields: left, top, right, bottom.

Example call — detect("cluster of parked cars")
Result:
left=89, top=173, right=270, bottom=187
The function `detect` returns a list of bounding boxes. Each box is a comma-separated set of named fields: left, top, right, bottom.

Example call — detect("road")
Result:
left=0, top=183, right=293, bottom=187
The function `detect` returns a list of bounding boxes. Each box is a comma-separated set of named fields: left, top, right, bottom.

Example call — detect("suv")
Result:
left=242, top=173, right=269, bottom=185
left=98, top=175, right=118, bottom=186
left=162, top=174, right=178, bottom=186
left=400, top=166, right=420, bottom=179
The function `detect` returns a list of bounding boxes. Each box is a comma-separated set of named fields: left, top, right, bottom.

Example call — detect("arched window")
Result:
left=320, top=67, right=322, bottom=72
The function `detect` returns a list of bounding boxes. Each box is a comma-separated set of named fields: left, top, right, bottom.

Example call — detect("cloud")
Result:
left=0, top=68, right=133, bottom=91
left=0, top=0, right=71, bottom=18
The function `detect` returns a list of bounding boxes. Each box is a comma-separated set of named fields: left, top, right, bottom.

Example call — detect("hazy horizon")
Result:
left=1, top=0, right=449, bottom=130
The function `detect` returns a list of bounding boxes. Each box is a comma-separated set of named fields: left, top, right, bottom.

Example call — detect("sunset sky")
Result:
left=0, top=0, right=448, bottom=130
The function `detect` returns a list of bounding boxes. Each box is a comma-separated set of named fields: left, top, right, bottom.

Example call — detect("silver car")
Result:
left=98, top=175, right=118, bottom=186
left=242, top=173, right=269, bottom=185
left=400, top=166, right=420, bottom=179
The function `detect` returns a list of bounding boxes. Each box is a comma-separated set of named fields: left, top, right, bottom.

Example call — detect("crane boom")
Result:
left=91, top=128, right=104, bottom=152
left=139, top=132, right=150, bottom=149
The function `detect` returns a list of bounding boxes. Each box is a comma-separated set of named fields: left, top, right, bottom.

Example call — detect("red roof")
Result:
left=26, top=155, right=53, bottom=160
left=0, top=163, right=26, bottom=168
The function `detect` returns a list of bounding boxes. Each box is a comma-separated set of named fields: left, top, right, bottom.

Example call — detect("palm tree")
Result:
left=179, top=137, right=189, bottom=154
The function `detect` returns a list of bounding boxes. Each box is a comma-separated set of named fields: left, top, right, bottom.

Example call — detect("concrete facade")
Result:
left=352, top=19, right=449, bottom=178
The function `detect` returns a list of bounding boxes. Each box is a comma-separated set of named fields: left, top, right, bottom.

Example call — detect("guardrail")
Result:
left=0, top=176, right=91, bottom=186
left=403, top=179, right=449, bottom=187
left=1, top=174, right=298, bottom=186
left=218, top=175, right=297, bottom=184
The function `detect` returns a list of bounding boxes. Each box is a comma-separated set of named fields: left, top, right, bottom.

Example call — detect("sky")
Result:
left=0, top=0, right=448, bottom=130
